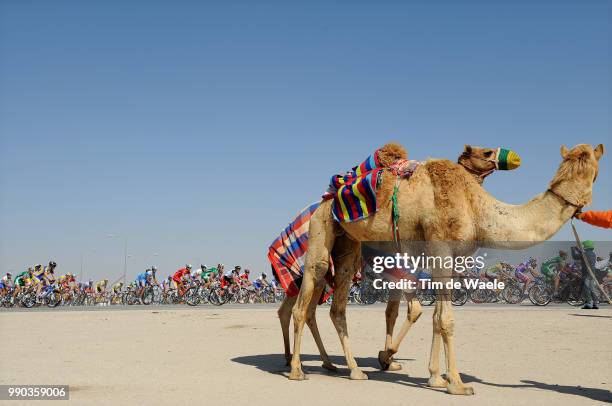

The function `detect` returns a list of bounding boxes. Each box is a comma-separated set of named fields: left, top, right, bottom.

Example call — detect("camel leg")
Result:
left=427, top=300, right=448, bottom=389
left=426, top=245, right=474, bottom=395
left=278, top=296, right=295, bottom=366
left=378, top=289, right=401, bottom=371
left=330, top=273, right=367, bottom=380
left=306, top=282, right=338, bottom=372
left=379, top=294, right=422, bottom=371
left=438, top=297, right=474, bottom=395
left=289, top=203, right=335, bottom=381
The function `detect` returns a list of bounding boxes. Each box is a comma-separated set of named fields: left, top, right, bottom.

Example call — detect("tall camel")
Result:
left=277, top=144, right=516, bottom=372
left=288, top=143, right=604, bottom=395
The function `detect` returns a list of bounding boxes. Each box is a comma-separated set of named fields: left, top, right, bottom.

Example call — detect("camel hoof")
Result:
left=387, top=361, right=402, bottom=371
left=288, top=369, right=307, bottom=381
left=377, top=350, right=393, bottom=371
left=427, top=375, right=449, bottom=388
left=447, top=383, right=475, bottom=396
left=322, top=362, right=338, bottom=372
left=350, top=369, right=368, bottom=380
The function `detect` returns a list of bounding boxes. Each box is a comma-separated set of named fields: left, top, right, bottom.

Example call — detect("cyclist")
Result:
left=28, top=266, right=44, bottom=299
left=540, top=250, right=568, bottom=297
left=484, top=262, right=506, bottom=281
left=42, top=265, right=56, bottom=286
left=0, top=272, right=13, bottom=296
left=32, top=264, right=44, bottom=281
left=200, top=265, right=214, bottom=287
left=161, top=276, right=172, bottom=293
left=14, top=269, right=32, bottom=296
left=149, top=266, right=159, bottom=286
left=192, top=266, right=203, bottom=283
left=515, top=258, right=539, bottom=296
left=66, top=272, right=77, bottom=293
left=95, top=279, right=109, bottom=297
left=135, top=269, right=150, bottom=296
left=253, top=272, right=270, bottom=292
left=172, top=265, right=192, bottom=294
left=112, top=281, right=124, bottom=295
left=239, top=269, right=251, bottom=287
left=221, top=266, right=235, bottom=289
left=85, top=279, right=94, bottom=294
left=44, top=261, right=57, bottom=276
left=269, top=274, right=280, bottom=296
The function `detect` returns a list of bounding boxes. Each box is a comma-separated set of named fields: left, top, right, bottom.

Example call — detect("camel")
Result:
left=288, top=143, right=604, bottom=395
left=277, top=144, right=517, bottom=372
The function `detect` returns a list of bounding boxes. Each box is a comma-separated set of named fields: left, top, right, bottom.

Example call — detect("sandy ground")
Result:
left=1, top=304, right=611, bottom=406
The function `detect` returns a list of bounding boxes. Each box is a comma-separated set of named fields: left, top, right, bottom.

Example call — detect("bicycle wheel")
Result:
left=21, top=292, right=36, bottom=308
left=199, top=287, right=210, bottom=304
left=142, top=287, right=153, bottom=305
left=502, top=284, right=523, bottom=304
left=451, top=287, right=468, bottom=306
left=417, top=288, right=435, bottom=306
left=209, top=287, right=227, bottom=306
left=469, top=288, right=487, bottom=304
left=46, top=290, right=61, bottom=308
left=185, top=287, right=201, bottom=306
left=528, top=285, right=550, bottom=306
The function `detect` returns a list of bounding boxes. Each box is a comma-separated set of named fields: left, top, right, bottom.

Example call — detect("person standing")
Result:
left=572, top=240, right=599, bottom=309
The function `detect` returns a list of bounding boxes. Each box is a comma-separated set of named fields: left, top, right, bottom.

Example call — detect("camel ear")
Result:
left=463, top=144, right=472, bottom=154
left=594, top=144, right=604, bottom=160
left=560, top=145, right=569, bottom=159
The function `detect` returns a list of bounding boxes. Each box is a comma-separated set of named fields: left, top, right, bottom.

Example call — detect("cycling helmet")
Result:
left=186, top=264, right=192, bottom=270
left=261, top=272, right=267, bottom=279
left=49, top=261, right=57, bottom=267
left=35, top=264, right=42, bottom=269
left=151, top=266, right=157, bottom=271
left=200, top=264, right=207, bottom=269
left=6, top=272, right=11, bottom=277
left=528, top=257, right=537, bottom=266
left=558, top=250, right=567, bottom=257
left=245, top=269, right=250, bottom=274
left=235, top=265, right=241, bottom=270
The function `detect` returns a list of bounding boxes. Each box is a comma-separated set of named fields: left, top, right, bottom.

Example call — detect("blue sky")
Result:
left=0, top=0, right=609, bottom=282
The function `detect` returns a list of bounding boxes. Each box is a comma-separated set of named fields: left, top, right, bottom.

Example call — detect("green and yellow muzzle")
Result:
left=495, top=148, right=521, bottom=170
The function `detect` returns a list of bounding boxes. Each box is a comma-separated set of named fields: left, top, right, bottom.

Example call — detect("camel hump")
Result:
left=377, top=142, right=407, bottom=167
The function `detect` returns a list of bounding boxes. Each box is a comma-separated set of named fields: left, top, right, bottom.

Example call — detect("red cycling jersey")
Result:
left=172, top=268, right=190, bottom=283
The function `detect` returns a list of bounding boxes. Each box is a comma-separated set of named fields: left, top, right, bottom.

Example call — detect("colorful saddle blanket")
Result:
left=323, top=150, right=420, bottom=223
left=268, top=202, right=333, bottom=300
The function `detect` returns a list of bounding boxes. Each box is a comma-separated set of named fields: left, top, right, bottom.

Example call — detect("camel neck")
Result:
left=476, top=189, right=577, bottom=243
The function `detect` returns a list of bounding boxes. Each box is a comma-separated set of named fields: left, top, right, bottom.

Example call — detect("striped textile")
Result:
left=269, top=201, right=334, bottom=298
left=326, top=150, right=383, bottom=223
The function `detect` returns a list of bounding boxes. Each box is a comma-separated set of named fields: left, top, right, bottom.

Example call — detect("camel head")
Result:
left=549, top=144, right=604, bottom=208
left=458, top=145, right=521, bottom=184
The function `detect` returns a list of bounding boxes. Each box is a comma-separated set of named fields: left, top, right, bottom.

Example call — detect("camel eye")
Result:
left=484, top=151, right=493, bottom=158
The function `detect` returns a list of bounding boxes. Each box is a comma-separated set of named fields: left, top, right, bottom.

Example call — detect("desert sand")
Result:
left=1, top=304, right=610, bottom=405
